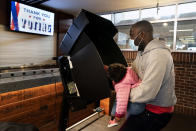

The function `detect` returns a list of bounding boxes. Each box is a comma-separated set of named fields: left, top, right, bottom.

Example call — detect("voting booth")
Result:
left=58, top=9, right=127, bottom=130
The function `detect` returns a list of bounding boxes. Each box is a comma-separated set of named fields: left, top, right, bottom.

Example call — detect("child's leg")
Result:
left=107, top=100, right=118, bottom=127
left=110, top=100, right=116, bottom=120
left=126, top=102, right=145, bottom=119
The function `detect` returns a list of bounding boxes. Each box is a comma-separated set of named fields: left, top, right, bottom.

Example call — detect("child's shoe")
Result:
left=107, top=119, right=118, bottom=127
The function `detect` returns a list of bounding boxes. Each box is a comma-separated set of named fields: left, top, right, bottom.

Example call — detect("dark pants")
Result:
left=119, top=109, right=173, bottom=131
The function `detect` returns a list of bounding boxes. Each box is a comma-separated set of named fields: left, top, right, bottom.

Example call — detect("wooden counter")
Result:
left=0, top=67, right=98, bottom=130
left=0, top=82, right=63, bottom=130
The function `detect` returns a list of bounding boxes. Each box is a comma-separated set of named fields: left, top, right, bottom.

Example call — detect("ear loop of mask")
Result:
left=138, top=36, right=144, bottom=47
left=133, top=32, right=142, bottom=40
left=133, top=32, right=143, bottom=47
left=137, top=32, right=145, bottom=51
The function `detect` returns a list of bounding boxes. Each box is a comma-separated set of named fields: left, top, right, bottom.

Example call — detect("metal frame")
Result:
left=173, top=4, right=178, bottom=52
left=66, top=110, right=104, bottom=131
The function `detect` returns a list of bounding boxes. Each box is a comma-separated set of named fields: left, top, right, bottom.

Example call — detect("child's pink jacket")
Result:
left=114, top=67, right=139, bottom=117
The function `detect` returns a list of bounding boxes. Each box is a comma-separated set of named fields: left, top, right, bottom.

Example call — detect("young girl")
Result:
left=106, top=63, right=145, bottom=127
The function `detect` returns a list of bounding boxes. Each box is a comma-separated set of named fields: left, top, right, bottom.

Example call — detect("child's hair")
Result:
left=108, top=63, right=127, bottom=83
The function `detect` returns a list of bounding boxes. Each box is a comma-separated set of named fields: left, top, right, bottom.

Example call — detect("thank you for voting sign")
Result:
left=10, top=1, right=55, bottom=35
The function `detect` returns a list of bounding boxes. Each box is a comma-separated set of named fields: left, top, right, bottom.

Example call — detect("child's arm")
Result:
left=129, top=67, right=140, bottom=85
left=132, top=80, right=142, bottom=88
left=115, top=85, right=131, bottom=118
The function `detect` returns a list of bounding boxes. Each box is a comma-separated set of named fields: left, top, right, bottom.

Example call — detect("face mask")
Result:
left=132, top=32, right=146, bottom=51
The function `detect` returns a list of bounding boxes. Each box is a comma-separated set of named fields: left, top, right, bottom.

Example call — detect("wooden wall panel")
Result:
left=0, top=0, right=7, bottom=25
left=67, top=103, right=95, bottom=127
left=0, top=83, right=63, bottom=131
left=0, top=90, right=23, bottom=106
left=0, top=82, right=97, bottom=130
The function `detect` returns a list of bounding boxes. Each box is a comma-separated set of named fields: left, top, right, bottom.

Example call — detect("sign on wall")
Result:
left=10, top=1, right=55, bottom=36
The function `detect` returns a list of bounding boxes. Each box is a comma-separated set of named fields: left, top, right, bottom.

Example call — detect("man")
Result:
left=119, top=20, right=177, bottom=131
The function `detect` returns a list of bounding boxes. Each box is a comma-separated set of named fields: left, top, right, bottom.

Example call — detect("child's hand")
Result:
left=104, top=65, right=109, bottom=71
left=132, top=80, right=141, bottom=88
